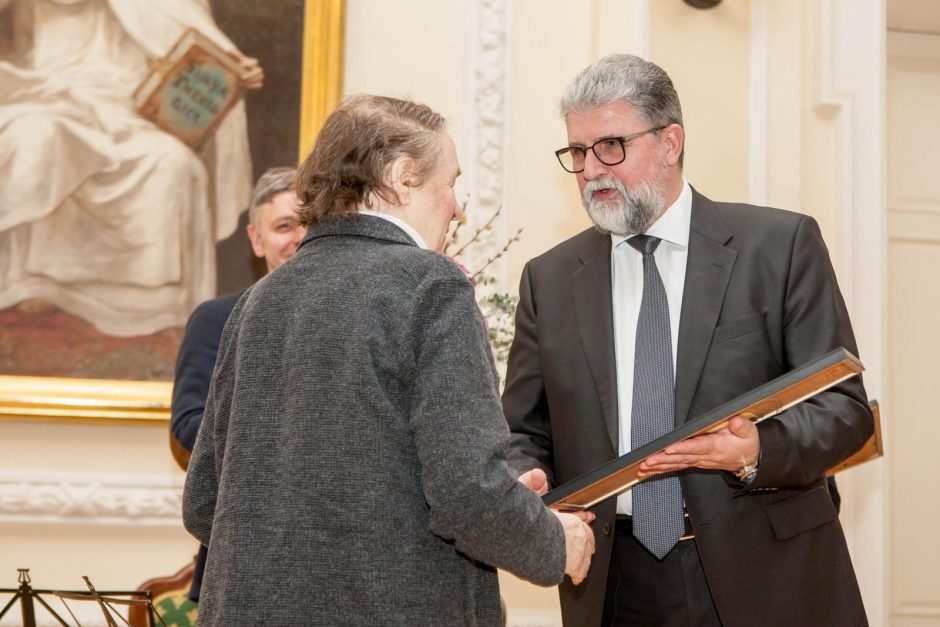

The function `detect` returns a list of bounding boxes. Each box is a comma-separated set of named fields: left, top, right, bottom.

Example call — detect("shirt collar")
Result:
left=611, top=179, right=692, bottom=250
left=359, top=210, right=429, bottom=250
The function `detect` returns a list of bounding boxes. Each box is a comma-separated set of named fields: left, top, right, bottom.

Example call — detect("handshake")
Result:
left=519, top=468, right=596, bottom=585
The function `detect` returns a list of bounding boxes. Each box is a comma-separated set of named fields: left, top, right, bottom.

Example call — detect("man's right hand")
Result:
left=518, top=468, right=550, bottom=496
left=554, top=511, right=595, bottom=585
left=520, top=467, right=593, bottom=516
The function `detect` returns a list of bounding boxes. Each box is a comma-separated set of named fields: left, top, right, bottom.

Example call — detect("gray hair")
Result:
left=560, top=54, right=684, bottom=165
left=296, top=95, right=446, bottom=227
left=248, top=166, right=297, bottom=227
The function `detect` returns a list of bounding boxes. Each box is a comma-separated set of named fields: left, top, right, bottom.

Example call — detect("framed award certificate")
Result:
left=544, top=347, right=865, bottom=511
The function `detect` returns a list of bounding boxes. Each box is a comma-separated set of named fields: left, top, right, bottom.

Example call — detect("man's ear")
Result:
left=662, top=124, right=684, bottom=167
left=387, top=156, right=416, bottom=205
left=246, top=223, right=265, bottom=258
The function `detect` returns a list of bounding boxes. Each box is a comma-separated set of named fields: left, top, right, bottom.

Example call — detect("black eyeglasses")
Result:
left=555, top=126, right=665, bottom=173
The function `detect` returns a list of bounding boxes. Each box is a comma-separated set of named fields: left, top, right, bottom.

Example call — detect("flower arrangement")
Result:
left=445, top=203, right=522, bottom=369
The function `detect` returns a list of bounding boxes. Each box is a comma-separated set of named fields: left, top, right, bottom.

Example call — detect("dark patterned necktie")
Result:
left=628, top=235, right=684, bottom=559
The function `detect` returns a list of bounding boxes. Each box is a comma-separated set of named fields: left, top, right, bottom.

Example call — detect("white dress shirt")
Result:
left=359, top=210, right=429, bottom=250
left=612, top=180, right=692, bottom=515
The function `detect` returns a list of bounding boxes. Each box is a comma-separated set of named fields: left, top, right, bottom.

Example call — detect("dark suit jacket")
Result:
left=170, top=290, right=242, bottom=601
left=171, top=291, right=242, bottom=451
left=502, top=189, right=872, bottom=627
left=183, top=215, right=566, bottom=625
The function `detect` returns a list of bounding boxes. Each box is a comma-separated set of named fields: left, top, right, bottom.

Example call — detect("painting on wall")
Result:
left=0, top=0, right=343, bottom=386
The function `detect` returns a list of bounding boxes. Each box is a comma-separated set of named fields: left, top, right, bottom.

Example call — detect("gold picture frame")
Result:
left=0, top=0, right=345, bottom=426
left=299, top=0, right=346, bottom=159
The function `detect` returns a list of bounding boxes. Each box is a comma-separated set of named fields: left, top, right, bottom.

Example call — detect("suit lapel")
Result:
left=573, top=234, right=619, bottom=449
left=675, top=190, right=737, bottom=426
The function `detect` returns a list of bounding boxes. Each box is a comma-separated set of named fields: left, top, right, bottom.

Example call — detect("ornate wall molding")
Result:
left=0, top=470, right=183, bottom=526
left=459, top=0, right=509, bottom=281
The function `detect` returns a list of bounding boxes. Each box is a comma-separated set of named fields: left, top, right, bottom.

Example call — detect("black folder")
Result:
left=544, top=347, right=864, bottom=511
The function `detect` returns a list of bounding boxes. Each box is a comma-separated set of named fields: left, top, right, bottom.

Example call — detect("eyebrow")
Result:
left=569, top=134, right=623, bottom=148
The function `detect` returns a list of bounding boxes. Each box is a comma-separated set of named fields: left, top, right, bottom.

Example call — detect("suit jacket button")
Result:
left=602, top=523, right=611, bottom=536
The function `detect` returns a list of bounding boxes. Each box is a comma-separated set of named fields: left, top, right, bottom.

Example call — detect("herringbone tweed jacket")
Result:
left=183, top=214, right=566, bottom=626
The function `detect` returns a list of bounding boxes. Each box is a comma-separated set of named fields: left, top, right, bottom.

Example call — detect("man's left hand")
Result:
left=636, top=416, right=760, bottom=476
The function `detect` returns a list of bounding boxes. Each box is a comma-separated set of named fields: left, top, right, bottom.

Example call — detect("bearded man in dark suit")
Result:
left=503, top=53, right=873, bottom=627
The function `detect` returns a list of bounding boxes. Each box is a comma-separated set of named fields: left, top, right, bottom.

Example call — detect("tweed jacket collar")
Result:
left=298, top=213, right=419, bottom=251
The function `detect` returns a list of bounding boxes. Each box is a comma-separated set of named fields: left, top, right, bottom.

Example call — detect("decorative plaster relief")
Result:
left=0, top=471, right=183, bottom=526
left=463, top=0, right=508, bottom=277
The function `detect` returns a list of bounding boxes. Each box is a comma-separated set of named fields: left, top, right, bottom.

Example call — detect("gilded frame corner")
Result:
left=0, top=374, right=171, bottom=426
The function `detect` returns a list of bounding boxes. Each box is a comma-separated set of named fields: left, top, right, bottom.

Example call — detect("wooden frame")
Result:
left=0, top=0, right=344, bottom=426
left=544, top=348, right=866, bottom=511
left=827, top=399, right=884, bottom=476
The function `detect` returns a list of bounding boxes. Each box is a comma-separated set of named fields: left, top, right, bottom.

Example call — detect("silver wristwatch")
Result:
left=734, top=461, right=759, bottom=484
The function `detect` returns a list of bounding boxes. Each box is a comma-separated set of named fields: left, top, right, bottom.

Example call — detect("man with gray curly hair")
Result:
left=503, top=53, right=872, bottom=626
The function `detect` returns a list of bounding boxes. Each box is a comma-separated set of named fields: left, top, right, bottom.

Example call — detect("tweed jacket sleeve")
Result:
left=407, top=270, right=567, bottom=585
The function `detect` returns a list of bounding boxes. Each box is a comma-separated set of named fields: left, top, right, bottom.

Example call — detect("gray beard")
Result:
left=581, top=175, right=666, bottom=236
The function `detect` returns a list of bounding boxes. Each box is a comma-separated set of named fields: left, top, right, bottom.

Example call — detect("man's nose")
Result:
left=581, top=149, right=609, bottom=180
